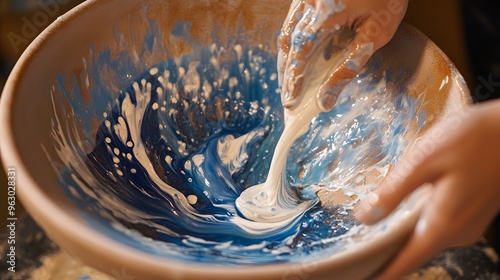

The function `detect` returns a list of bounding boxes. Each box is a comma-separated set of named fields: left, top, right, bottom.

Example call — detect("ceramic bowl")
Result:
left=0, top=0, right=470, bottom=279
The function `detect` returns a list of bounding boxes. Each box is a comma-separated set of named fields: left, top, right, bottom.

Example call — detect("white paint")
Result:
left=187, top=195, right=198, bottom=205
left=439, top=75, right=449, bottom=91
left=235, top=41, right=343, bottom=222
left=165, top=155, right=172, bottom=165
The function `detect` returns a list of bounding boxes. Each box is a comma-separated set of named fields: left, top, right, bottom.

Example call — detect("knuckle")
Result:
left=278, top=34, right=290, bottom=48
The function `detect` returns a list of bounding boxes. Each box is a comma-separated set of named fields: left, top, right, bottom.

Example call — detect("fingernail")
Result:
left=323, top=38, right=334, bottom=60
left=282, top=88, right=290, bottom=101
left=355, top=192, right=387, bottom=225
left=282, top=91, right=299, bottom=109
left=281, top=87, right=292, bottom=106
left=317, top=88, right=337, bottom=112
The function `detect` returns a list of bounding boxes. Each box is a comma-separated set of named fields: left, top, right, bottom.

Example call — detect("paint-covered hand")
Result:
left=278, top=0, right=408, bottom=111
left=355, top=99, right=500, bottom=279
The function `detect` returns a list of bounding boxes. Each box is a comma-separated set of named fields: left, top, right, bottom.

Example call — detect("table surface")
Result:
left=0, top=214, right=499, bottom=280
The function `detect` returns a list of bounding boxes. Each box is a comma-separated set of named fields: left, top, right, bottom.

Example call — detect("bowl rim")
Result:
left=0, top=0, right=469, bottom=278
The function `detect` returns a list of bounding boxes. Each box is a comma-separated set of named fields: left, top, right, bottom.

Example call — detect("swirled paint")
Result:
left=47, top=22, right=421, bottom=265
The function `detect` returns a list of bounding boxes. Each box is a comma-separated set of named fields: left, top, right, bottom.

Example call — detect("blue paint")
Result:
left=172, top=21, right=192, bottom=37
left=47, top=12, right=422, bottom=266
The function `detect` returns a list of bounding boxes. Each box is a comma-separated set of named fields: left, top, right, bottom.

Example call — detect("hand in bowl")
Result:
left=356, top=99, right=500, bottom=279
left=278, top=0, right=408, bottom=111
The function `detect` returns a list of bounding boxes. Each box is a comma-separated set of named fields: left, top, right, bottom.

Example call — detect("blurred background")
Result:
left=0, top=0, right=499, bottom=264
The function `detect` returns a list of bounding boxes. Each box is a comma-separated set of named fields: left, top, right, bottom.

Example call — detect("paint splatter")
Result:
left=46, top=21, right=422, bottom=265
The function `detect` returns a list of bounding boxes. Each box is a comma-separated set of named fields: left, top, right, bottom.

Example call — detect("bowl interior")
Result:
left=1, top=0, right=470, bottom=279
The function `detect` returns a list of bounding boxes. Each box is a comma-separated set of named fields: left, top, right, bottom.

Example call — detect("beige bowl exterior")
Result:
left=0, top=0, right=470, bottom=279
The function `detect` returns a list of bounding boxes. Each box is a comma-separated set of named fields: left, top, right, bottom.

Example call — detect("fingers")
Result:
left=317, top=13, right=401, bottom=111
left=278, top=0, right=306, bottom=86
left=316, top=42, right=371, bottom=111
left=374, top=178, right=453, bottom=279
left=355, top=109, right=470, bottom=224
left=281, top=2, right=348, bottom=109
left=281, top=4, right=315, bottom=107
left=355, top=140, right=444, bottom=225
left=430, top=175, right=500, bottom=247
left=281, top=0, right=408, bottom=110
left=373, top=209, right=448, bottom=279
left=374, top=176, right=492, bottom=279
